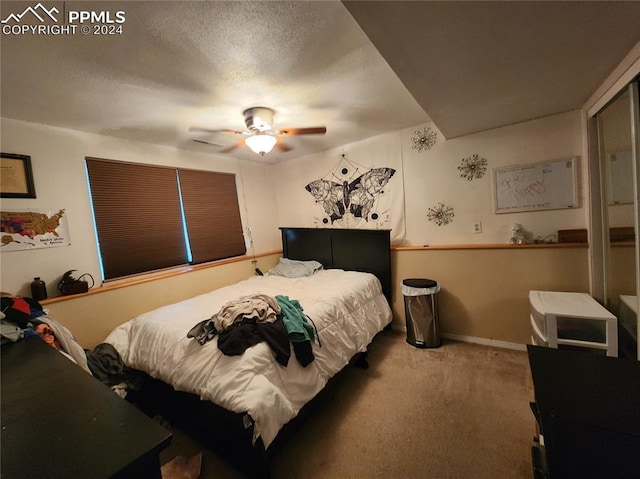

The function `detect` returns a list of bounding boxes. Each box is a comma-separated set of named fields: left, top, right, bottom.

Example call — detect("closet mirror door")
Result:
left=598, top=84, right=638, bottom=359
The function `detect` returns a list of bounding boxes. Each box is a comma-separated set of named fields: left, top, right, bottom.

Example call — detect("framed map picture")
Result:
left=1, top=153, right=36, bottom=198
left=0, top=209, right=71, bottom=250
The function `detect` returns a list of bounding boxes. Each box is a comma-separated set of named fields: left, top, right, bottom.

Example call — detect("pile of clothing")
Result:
left=1, top=294, right=135, bottom=397
left=187, top=293, right=320, bottom=367
left=1, top=295, right=91, bottom=374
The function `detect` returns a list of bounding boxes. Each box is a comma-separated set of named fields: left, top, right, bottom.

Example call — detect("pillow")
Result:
left=267, top=258, right=324, bottom=278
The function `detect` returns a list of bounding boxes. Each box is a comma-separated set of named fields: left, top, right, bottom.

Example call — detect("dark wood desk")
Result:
left=527, top=345, right=640, bottom=478
left=1, top=336, right=172, bottom=478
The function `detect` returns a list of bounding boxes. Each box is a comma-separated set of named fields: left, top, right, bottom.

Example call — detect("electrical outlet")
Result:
left=473, top=222, right=482, bottom=234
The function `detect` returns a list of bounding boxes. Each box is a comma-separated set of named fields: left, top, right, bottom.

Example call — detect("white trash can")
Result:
left=402, top=278, right=441, bottom=348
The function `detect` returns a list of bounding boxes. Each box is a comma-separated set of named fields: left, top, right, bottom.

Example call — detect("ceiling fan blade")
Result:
left=189, top=127, right=247, bottom=135
left=275, top=137, right=292, bottom=152
left=192, top=138, right=225, bottom=147
left=276, top=126, right=327, bottom=136
left=219, top=139, right=246, bottom=154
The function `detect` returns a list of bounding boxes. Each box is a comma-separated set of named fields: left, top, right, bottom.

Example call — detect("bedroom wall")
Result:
left=1, top=110, right=589, bottom=349
left=43, top=253, right=281, bottom=348
left=0, top=118, right=281, bottom=298
left=273, top=109, right=587, bottom=244
left=273, top=110, right=589, bottom=346
left=391, top=246, right=590, bottom=345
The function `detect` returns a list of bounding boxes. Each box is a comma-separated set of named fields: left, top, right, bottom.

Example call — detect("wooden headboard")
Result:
left=280, top=227, right=391, bottom=305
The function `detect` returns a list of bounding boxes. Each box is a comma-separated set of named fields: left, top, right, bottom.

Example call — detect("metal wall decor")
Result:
left=427, top=202, right=454, bottom=226
left=410, top=127, right=437, bottom=152
left=458, top=153, right=487, bottom=181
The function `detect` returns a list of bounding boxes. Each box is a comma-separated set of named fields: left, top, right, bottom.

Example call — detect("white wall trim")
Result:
left=390, top=324, right=527, bottom=351
left=585, top=40, right=640, bottom=117
left=441, top=333, right=527, bottom=352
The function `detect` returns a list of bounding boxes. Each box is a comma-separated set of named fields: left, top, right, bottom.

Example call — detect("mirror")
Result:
left=597, top=86, right=638, bottom=359
left=607, top=149, right=634, bottom=205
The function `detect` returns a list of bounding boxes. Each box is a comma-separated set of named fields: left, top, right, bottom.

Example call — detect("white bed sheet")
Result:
left=105, top=269, right=392, bottom=448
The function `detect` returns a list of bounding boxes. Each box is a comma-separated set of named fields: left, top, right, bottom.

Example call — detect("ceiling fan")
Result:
left=190, top=107, right=327, bottom=155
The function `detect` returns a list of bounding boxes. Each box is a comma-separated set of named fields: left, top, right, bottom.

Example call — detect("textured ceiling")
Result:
left=2, top=1, right=640, bottom=163
left=345, top=1, right=640, bottom=138
left=0, top=1, right=429, bottom=163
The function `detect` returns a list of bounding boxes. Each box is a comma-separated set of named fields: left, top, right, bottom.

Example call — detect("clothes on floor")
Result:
left=35, top=323, right=61, bottom=349
left=0, top=295, right=46, bottom=329
left=0, top=295, right=91, bottom=375
left=86, top=342, right=130, bottom=385
left=0, top=317, right=23, bottom=343
left=38, top=315, right=91, bottom=374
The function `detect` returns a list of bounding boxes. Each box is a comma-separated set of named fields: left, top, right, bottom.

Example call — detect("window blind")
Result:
left=85, top=157, right=188, bottom=279
left=178, top=168, right=246, bottom=264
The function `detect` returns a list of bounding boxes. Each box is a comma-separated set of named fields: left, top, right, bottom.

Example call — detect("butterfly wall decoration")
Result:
left=305, top=158, right=396, bottom=226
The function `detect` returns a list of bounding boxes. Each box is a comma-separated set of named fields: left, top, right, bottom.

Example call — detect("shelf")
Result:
left=393, top=243, right=588, bottom=251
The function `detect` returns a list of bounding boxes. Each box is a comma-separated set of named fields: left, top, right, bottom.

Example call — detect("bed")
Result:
left=105, top=227, right=392, bottom=478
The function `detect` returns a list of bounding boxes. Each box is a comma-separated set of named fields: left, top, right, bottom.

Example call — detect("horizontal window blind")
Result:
left=86, top=157, right=188, bottom=279
left=178, top=168, right=246, bottom=264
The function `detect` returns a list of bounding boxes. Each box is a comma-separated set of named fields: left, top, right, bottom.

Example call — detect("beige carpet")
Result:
left=160, top=330, right=535, bottom=479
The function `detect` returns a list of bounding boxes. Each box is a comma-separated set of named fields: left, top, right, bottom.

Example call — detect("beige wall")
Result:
left=44, top=253, right=280, bottom=349
left=274, top=110, right=587, bottom=247
left=0, top=118, right=281, bottom=298
left=46, top=245, right=590, bottom=350
left=43, top=244, right=591, bottom=349
left=391, top=246, right=590, bottom=345
left=0, top=110, right=592, bottom=351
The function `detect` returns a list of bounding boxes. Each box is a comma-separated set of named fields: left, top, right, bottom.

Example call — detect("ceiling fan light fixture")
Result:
left=244, top=107, right=274, bottom=132
left=245, top=133, right=277, bottom=155
left=190, top=106, right=325, bottom=155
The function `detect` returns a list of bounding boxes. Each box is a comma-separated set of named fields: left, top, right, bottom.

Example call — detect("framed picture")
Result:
left=1, top=153, right=36, bottom=198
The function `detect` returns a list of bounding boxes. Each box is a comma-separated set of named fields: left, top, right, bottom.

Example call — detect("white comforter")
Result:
left=105, top=269, right=392, bottom=448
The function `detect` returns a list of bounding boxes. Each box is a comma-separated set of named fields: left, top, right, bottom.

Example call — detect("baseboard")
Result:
left=390, top=323, right=527, bottom=352
left=441, top=333, right=527, bottom=351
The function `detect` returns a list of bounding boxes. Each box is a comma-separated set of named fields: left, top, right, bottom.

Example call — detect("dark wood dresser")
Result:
left=1, top=336, right=172, bottom=478
left=528, top=345, right=640, bottom=478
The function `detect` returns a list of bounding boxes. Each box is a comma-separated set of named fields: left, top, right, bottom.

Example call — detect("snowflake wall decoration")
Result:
left=427, top=202, right=454, bottom=226
left=410, top=127, right=437, bottom=152
left=458, top=154, right=488, bottom=181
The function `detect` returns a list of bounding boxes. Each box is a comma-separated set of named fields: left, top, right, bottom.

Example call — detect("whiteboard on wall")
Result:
left=493, top=157, right=579, bottom=214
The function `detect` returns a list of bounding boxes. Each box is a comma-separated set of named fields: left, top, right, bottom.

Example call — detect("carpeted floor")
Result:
left=159, top=330, right=536, bottom=479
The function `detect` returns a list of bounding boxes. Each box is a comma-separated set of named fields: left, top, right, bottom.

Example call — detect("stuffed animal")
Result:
left=510, top=224, right=527, bottom=244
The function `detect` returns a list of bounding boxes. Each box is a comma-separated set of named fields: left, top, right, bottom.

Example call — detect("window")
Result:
left=178, top=168, right=246, bottom=264
left=85, top=157, right=246, bottom=280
